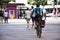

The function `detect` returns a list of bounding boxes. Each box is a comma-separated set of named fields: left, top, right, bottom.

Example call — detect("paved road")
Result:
left=0, top=24, right=60, bottom=40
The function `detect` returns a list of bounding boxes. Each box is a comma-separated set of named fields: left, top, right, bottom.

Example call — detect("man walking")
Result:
left=4, top=10, right=8, bottom=23
left=0, top=10, right=3, bottom=24
left=25, top=8, right=31, bottom=29
left=31, top=4, right=43, bottom=29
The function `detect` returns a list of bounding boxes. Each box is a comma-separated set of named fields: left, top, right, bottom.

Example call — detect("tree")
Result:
left=27, top=0, right=32, bottom=2
left=34, top=0, right=47, bottom=6
left=0, top=0, right=3, bottom=2
left=0, top=0, right=3, bottom=11
left=0, top=0, right=11, bottom=11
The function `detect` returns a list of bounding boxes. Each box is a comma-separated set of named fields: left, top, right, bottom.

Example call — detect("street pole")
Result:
left=56, top=0, right=58, bottom=16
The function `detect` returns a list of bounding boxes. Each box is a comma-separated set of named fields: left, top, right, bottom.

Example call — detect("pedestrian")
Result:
left=20, top=10, right=23, bottom=19
left=42, top=8, right=46, bottom=28
left=31, top=6, right=35, bottom=29
left=0, top=10, right=3, bottom=24
left=31, top=4, right=44, bottom=38
left=43, top=8, right=46, bottom=20
left=23, top=10, right=25, bottom=19
left=52, top=8, right=57, bottom=18
left=31, top=4, right=43, bottom=29
left=25, top=7, right=31, bottom=29
left=4, top=10, right=8, bottom=23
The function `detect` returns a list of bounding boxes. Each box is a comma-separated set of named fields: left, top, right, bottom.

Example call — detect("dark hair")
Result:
left=27, top=2, right=30, bottom=4
left=36, top=4, right=40, bottom=7
left=55, top=8, right=56, bottom=11
left=27, top=7, right=29, bottom=10
left=31, top=6, right=34, bottom=9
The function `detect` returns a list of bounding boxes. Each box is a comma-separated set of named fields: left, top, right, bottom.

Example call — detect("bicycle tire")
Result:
left=36, top=25, right=42, bottom=38
left=38, top=25, right=41, bottom=38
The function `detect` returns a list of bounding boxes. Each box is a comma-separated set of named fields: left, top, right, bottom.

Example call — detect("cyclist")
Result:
left=31, top=4, right=43, bottom=38
left=25, top=7, right=31, bottom=29
left=31, top=4, right=43, bottom=29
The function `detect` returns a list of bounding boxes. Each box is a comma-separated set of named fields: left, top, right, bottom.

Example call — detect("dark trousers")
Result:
left=4, top=17, right=8, bottom=23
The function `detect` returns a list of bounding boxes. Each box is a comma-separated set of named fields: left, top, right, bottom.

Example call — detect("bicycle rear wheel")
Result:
left=36, top=25, right=42, bottom=38
left=38, top=26, right=42, bottom=38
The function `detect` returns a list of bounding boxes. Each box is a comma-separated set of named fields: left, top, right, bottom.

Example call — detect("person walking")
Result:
left=4, top=10, right=8, bottom=23
left=25, top=8, right=31, bottom=29
left=43, top=8, right=46, bottom=20
left=52, top=8, right=57, bottom=18
left=31, top=4, right=44, bottom=38
left=0, top=10, right=3, bottom=24
left=31, top=6, right=35, bottom=29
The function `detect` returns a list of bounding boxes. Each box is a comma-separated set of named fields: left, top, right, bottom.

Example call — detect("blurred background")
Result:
left=0, top=0, right=60, bottom=19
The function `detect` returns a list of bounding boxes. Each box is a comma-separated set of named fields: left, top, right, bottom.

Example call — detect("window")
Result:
left=46, top=8, right=53, bottom=13
left=54, top=0, right=57, bottom=5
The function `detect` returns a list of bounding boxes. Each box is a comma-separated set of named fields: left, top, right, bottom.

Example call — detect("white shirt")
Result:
left=4, top=12, right=8, bottom=17
left=25, top=10, right=31, bottom=18
left=43, top=9, right=46, bottom=13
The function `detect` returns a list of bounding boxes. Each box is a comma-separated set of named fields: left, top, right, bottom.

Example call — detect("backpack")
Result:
left=35, top=8, right=43, bottom=18
left=32, top=7, right=43, bottom=17
left=35, top=8, right=42, bottom=21
left=36, top=8, right=40, bottom=15
left=35, top=8, right=45, bottom=28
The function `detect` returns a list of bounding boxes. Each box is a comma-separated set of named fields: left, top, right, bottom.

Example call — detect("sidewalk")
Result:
left=46, top=13, right=60, bottom=17
left=46, top=17, right=60, bottom=24
left=7, top=17, right=60, bottom=24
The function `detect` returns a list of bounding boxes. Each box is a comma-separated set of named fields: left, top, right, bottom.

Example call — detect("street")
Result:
left=0, top=0, right=60, bottom=40
left=0, top=24, right=60, bottom=40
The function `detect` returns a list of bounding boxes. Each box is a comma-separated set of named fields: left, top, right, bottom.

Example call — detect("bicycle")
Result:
left=35, top=14, right=43, bottom=38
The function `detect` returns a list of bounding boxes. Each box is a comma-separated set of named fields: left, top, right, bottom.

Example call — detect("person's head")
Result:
left=31, top=6, right=34, bottom=9
left=27, top=7, right=29, bottom=10
left=36, top=4, right=40, bottom=7
left=55, top=8, right=56, bottom=11
left=27, top=2, right=30, bottom=4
